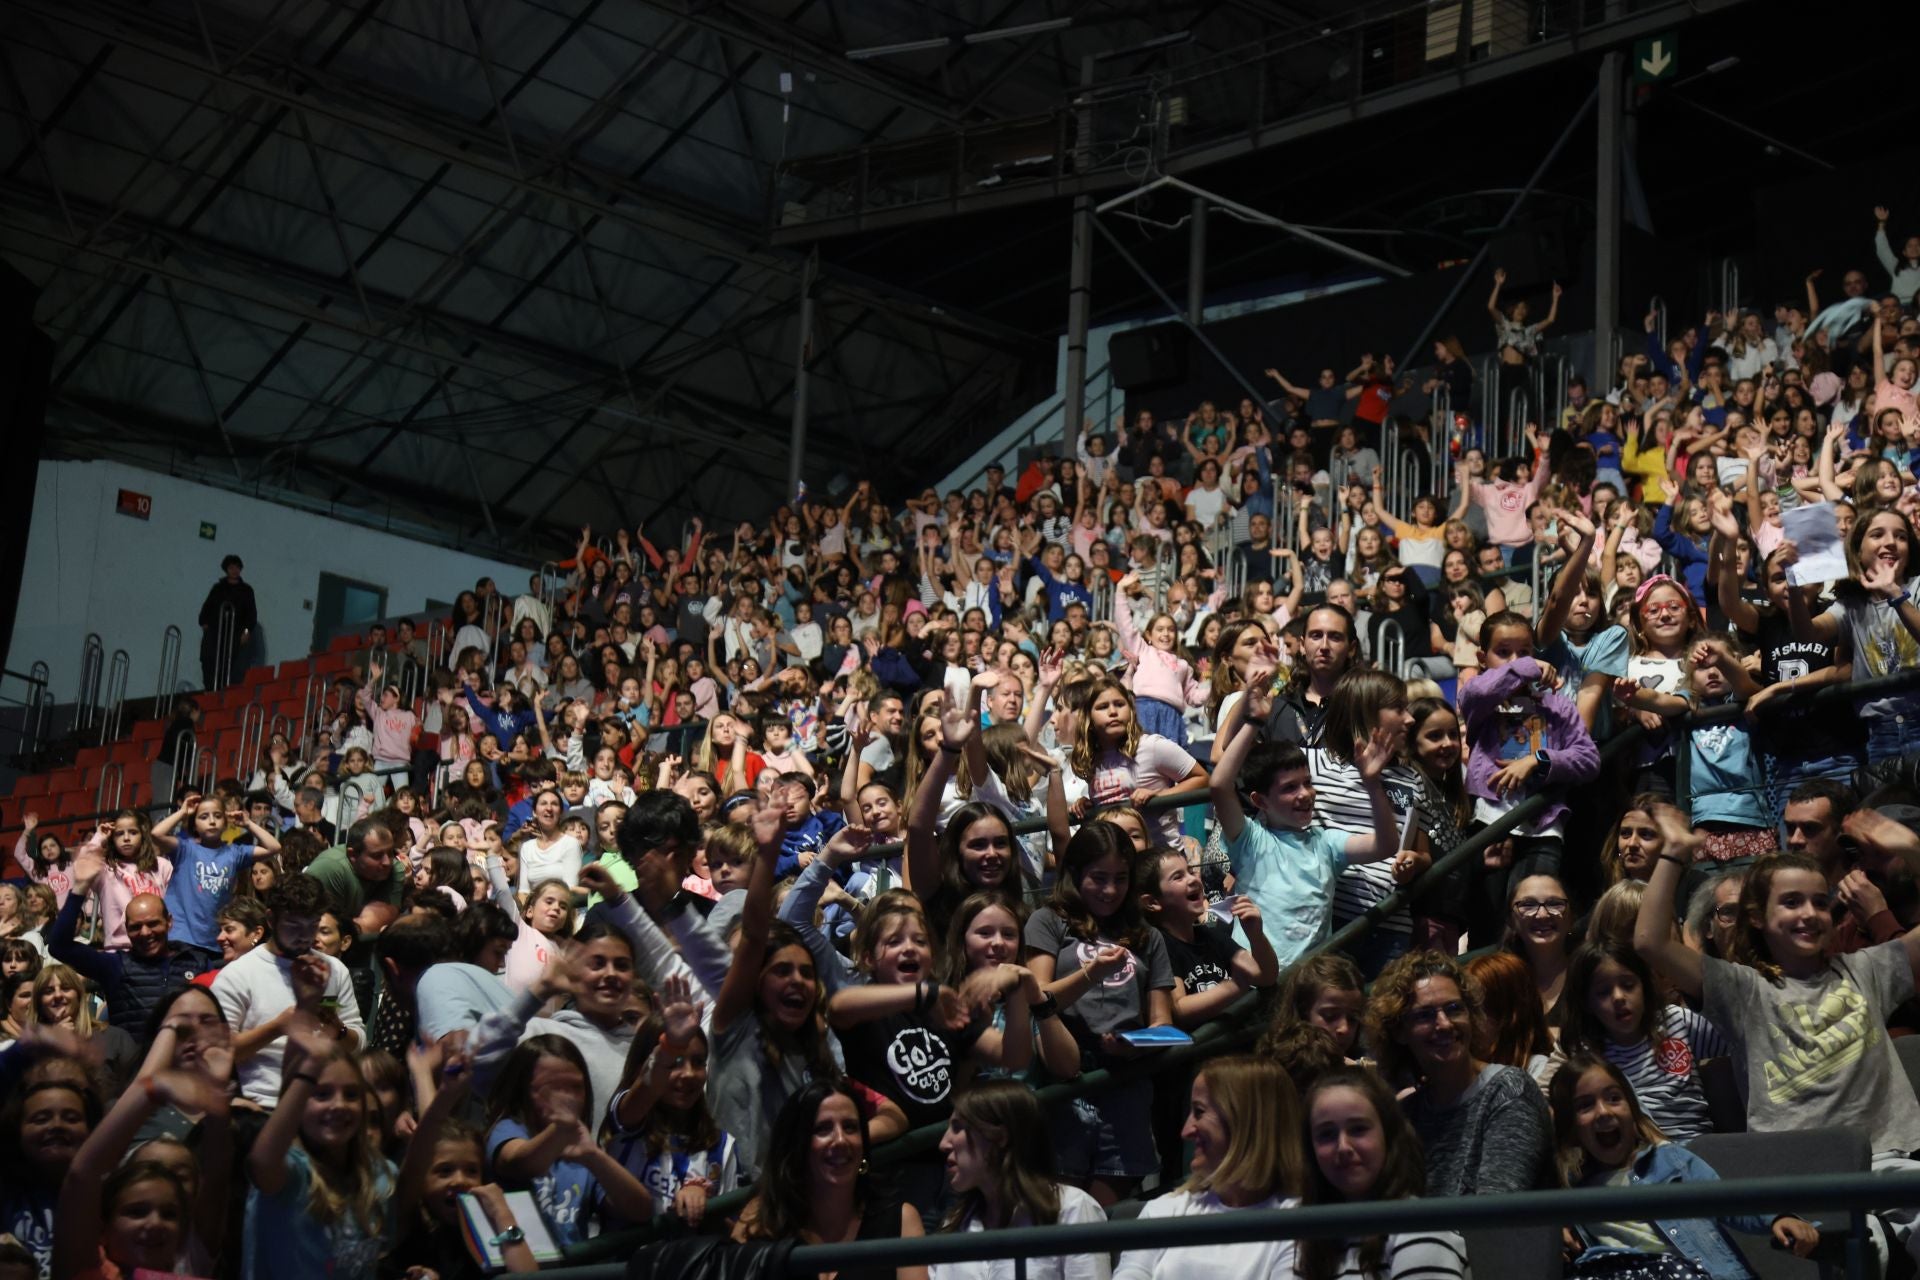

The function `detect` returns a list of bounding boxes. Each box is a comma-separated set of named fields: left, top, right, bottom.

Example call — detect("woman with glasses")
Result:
left=1506, top=872, right=1577, bottom=1030
left=1364, top=950, right=1554, bottom=1197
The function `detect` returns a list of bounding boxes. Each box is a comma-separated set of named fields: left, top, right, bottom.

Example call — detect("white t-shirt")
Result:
left=213, top=945, right=365, bottom=1105
left=518, top=832, right=584, bottom=892
left=1111, top=1189, right=1300, bottom=1280
left=931, top=1185, right=1110, bottom=1280
left=1090, top=734, right=1198, bottom=847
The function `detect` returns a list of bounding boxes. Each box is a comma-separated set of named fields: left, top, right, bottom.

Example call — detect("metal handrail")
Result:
left=25, top=661, right=51, bottom=756
left=98, top=648, right=130, bottom=745
left=75, top=633, right=104, bottom=733
left=155, top=625, right=182, bottom=716
left=95, top=762, right=123, bottom=814
left=213, top=602, right=238, bottom=690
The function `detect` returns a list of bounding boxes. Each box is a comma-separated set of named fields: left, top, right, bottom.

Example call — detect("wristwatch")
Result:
left=1533, top=749, right=1551, bottom=778
left=1030, top=994, right=1060, bottom=1021
left=489, top=1225, right=526, bottom=1247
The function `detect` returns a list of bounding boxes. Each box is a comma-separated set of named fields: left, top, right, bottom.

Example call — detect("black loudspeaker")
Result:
left=1109, top=323, right=1189, bottom=391
left=0, top=264, right=51, bottom=671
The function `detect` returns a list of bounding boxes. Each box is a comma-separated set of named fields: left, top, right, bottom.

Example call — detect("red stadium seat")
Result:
left=109, top=741, right=149, bottom=766
left=12, top=775, right=49, bottom=799
left=130, top=720, right=164, bottom=743
left=328, top=633, right=364, bottom=654
left=75, top=745, right=109, bottom=769
left=47, top=768, right=83, bottom=794
left=314, top=653, right=352, bottom=675
left=278, top=659, right=313, bottom=682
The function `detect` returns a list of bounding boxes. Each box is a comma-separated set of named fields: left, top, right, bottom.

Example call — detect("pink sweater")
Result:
left=1469, top=468, right=1547, bottom=548
left=1114, top=598, right=1207, bottom=709
left=358, top=686, right=418, bottom=764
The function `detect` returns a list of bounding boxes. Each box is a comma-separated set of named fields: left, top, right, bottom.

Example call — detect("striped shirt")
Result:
left=1600, top=1005, right=1729, bottom=1142
left=1328, top=1230, right=1470, bottom=1279
left=1309, top=753, right=1422, bottom=936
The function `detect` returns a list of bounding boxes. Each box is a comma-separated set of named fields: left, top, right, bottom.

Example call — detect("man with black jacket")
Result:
left=197, top=553, right=258, bottom=689
left=47, top=842, right=203, bottom=1042
left=1263, top=603, right=1358, bottom=748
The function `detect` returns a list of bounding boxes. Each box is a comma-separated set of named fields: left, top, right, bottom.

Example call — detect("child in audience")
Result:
left=1025, top=822, right=1175, bottom=1206
left=1069, top=676, right=1207, bottom=847
left=1551, top=1051, right=1819, bottom=1272
left=1562, top=939, right=1727, bottom=1141
left=932, top=1080, right=1110, bottom=1280
left=1299, top=1066, right=1470, bottom=1280
left=1140, top=846, right=1278, bottom=1029
left=153, top=792, right=280, bottom=967
left=1111, top=576, right=1209, bottom=747
left=606, top=975, right=741, bottom=1227
left=1210, top=659, right=1403, bottom=968
left=1636, top=804, right=1920, bottom=1263
left=483, top=1034, right=653, bottom=1246
left=1260, top=953, right=1368, bottom=1062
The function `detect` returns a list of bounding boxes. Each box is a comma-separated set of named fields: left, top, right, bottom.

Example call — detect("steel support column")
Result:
left=1595, top=49, right=1623, bottom=383
left=1061, top=55, right=1095, bottom=451
left=1186, top=195, right=1207, bottom=325
left=789, top=252, right=817, bottom=503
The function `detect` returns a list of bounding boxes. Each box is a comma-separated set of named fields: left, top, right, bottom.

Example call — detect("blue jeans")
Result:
left=1867, top=713, right=1920, bottom=768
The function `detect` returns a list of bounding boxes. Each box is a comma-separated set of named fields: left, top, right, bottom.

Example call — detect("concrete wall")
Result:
left=9, top=459, right=538, bottom=701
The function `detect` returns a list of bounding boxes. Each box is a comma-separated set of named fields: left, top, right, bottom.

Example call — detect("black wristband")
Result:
left=939, top=744, right=962, bottom=755
left=1657, top=853, right=1689, bottom=867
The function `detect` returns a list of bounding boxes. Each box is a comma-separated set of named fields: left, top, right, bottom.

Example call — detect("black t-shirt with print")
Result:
left=1159, top=920, right=1242, bottom=995
left=838, top=1007, right=986, bottom=1131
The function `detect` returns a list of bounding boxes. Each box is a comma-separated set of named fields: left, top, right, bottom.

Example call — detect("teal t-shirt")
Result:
left=1223, top=817, right=1349, bottom=967
left=243, top=1143, right=395, bottom=1280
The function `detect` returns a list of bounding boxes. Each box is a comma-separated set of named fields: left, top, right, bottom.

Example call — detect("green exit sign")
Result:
left=199, top=522, right=217, bottom=540
left=1633, top=32, right=1677, bottom=84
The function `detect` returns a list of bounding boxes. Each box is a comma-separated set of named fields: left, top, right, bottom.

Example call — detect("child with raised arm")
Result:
left=1635, top=803, right=1920, bottom=1267
left=1210, top=642, right=1406, bottom=968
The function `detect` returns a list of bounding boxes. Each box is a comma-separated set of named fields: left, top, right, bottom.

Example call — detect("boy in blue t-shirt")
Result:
left=152, top=791, right=281, bottom=965
left=1210, top=668, right=1404, bottom=967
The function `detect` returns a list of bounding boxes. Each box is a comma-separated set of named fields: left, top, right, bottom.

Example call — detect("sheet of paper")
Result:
left=1781, top=502, right=1848, bottom=587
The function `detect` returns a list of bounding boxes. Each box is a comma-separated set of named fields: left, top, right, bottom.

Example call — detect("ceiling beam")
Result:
left=17, top=0, right=1042, bottom=357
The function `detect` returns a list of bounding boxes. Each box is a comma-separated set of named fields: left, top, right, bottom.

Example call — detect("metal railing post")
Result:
left=96, top=762, right=123, bottom=814
left=214, top=602, right=238, bottom=689
left=76, top=633, right=104, bottom=733
left=156, top=625, right=182, bottom=716
left=99, top=648, right=130, bottom=744
left=26, top=660, right=50, bottom=756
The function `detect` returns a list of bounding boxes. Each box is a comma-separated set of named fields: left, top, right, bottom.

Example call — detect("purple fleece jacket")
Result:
left=1456, top=656, right=1601, bottom=831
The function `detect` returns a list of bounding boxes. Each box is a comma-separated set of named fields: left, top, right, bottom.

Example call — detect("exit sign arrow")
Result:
left=1632, top=32, right=1678, bottom=84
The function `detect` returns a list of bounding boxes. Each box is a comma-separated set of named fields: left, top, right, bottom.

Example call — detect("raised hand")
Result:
left=658, top=974, right=704, bottom=1048
left=1650, top=803, right=1705, bottom=861
left=1492, top=267, right=1507, bottom=286
left=576, top=862, right=625, bottom=902
left=1083, top=944, right=1128, bottom=983
left=822, top=824, right=874, bottom=868
left=1353, top=725, right=1396, bottom=782
left=939, top=703, right=976, bottom=749
left=750, top=804, right=786, bottom=849
left=70, top=838, right=108, bottom=891
left=1876, top=206, right=1892, bottom=224
left=1037, top=646, right=1065, bottom=688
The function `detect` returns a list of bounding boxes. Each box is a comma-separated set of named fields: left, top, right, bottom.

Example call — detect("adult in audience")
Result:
left=733, top=1079, right=925, bottom=1280
left=1365, top=950, right=1555, bottom=1196
left=212, top=874, right=366, bottom=1105
left=1111, top=1055, right=1305, bottom=1280
left=198, top=553, right=258, bottom=690
left=303, top=817, right=405, bottom=936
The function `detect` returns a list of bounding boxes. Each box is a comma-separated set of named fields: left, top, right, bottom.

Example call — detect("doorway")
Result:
left=312, top=572, right=389, bottom=653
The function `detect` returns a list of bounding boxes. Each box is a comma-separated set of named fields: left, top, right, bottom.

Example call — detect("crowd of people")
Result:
left=7, top=215, right=1920, bottom=1280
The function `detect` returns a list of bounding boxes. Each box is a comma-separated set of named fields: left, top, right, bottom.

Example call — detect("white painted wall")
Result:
left=9, top=459, right=538, bottom=701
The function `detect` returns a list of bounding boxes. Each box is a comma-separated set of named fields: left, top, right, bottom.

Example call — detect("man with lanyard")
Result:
left=1263, top=603, right=1357, bottom=748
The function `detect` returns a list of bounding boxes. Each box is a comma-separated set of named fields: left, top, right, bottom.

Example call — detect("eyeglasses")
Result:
left=1711, top=904, right=1741, bottom=925
left=1513, top=897, right=1571, bottom=918
left=1407, top=1000, right=1467, bottom=1028
left=1640, top=602, right=1687, bottom=620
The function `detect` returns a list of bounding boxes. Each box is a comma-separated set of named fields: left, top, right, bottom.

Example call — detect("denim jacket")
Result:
left=1574, top=1143, right=1782, bottom=1280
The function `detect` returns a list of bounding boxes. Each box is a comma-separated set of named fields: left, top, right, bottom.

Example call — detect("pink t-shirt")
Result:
left=1090, top=734, right=1198, bottom=846
left=1469, top=468, right=1547, bottom=548
left=95, top=857, right=175, bottom=950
